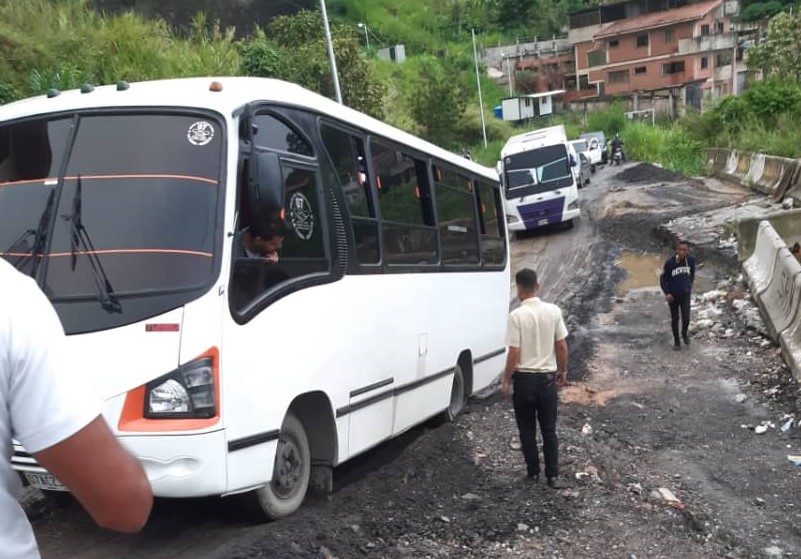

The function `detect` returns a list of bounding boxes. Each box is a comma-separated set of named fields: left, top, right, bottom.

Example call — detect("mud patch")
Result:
left=616, top=251, right=719, bottom=296
left=614, top=163, right=688, bottom=184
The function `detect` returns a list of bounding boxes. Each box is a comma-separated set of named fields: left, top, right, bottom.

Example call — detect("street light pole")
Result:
left=358, top=22, right=370, bottom=50
left=319, top=0, right=342, bottom=104
left=504, top=54, right=514, bottom=96
left=472, top=28, right=488, bottom=148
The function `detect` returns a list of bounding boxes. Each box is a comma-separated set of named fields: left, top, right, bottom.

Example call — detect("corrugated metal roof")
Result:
left=594, top=0, right=722, bottom=39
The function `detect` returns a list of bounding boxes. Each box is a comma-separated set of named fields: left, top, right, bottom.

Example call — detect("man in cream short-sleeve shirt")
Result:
left=0, top=259, right=153, bottom=558
left=502, top=268, right=568, bottom=488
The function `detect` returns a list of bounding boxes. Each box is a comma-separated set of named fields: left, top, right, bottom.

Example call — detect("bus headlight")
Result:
left=145, top=357, right=216, bottom=419
left=568, top=200, right=579, bottom=211
left=506, top=214, right=519, bottom=224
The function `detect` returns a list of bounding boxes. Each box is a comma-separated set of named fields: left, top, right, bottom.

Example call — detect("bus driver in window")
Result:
left=235, top=215, right=287, bottom=263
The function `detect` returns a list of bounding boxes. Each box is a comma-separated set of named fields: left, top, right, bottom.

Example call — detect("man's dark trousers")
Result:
left=512, top=372, right=558, bottom=479
left=668, top=293, right=691, bottom=343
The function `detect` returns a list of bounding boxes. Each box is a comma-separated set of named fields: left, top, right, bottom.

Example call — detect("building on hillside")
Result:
left=565, top=0, right=752, bottom=114
left=377, top=44, right=406, bottom=63
left=484, top=37, right=574, bottom=95
left=501, top=90, right=566, bottom=121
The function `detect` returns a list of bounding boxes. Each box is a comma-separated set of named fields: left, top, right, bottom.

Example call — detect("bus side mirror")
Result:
left=249, top=151, right=285, bottom=219
left=495, top=161, right=503, bottom=175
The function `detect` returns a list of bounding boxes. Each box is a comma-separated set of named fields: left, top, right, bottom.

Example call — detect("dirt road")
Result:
left=31, top=163, right=801, bottom=558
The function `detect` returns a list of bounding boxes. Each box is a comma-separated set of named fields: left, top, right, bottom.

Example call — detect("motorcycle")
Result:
left=612, top=145, right=623, bottom=166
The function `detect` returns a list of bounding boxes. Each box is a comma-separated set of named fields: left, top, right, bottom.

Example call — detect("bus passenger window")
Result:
left=371, top=141, right=437, bottom=265
left=433, top=164, right=479, bottom=266
left=320, top=124, right=379, bottom=264
left=476, top=179, right=506, bottom=266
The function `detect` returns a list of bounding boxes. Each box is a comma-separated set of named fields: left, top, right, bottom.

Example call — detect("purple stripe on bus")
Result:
left=518, top=197, right=565, bottom=229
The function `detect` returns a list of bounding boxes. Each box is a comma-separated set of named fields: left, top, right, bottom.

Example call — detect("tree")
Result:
left=240, top=10, right=386, bottom=119
left=746, top=11, right=801, bottom=82
left=409, top=56, right=466, bottom=149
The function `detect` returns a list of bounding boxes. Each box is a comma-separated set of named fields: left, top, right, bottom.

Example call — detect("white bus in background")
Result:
left=2, top=77, right=510, bottom=520
left=497, top=124, right=580, bottom=234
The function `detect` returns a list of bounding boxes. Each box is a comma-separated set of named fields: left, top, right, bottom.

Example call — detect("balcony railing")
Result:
left=678, top=34, right=737, bottom=55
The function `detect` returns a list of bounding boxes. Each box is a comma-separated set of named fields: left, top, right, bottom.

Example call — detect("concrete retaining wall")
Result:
left=737, top=208, right=801, bottom=262
left=709, top=147, right=801, bottom=201
left=742, top=219, right=801, bottom=380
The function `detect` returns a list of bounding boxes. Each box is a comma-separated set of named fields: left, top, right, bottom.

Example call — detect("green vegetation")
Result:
left=1, top=0, right=800, bottom=179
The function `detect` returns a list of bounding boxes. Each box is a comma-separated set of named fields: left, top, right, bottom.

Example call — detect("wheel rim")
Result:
left=271, top=436, right=303, bottom=499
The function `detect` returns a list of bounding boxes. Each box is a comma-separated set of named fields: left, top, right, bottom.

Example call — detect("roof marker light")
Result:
left=80, top=83, right=95, bottom=94
left=46, top=89, right=60, bottom=99
left=117, top=81, right=130, bottom=91
left=209, top=81, right=223, bottom=92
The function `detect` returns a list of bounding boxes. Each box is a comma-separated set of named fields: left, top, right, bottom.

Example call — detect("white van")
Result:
left=497, top=124, right=580, bottom=233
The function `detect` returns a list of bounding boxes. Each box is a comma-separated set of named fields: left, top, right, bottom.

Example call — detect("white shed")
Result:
left=501, top=90, right=565, bottom=121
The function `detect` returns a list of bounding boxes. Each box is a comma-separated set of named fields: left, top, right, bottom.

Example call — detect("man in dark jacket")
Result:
left=660, top=240, right=695, bottom=350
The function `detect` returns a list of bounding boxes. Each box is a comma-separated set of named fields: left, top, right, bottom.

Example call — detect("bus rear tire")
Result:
left=445, top=364, right=466, bottom=421
left=245, top=412, right=310, bottom=520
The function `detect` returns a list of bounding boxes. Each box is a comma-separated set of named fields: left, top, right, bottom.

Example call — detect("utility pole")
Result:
left=504, top=54, right=514, bottom=96
left=358, top=22, right=370, bottom=50
left=320, top=0, right=342, bottom=104
left=472, top=28, right=488, bottom=148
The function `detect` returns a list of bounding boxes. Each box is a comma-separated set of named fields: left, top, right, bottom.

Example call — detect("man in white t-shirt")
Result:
left=0, top=259, right=153, bottom=559
left=502, top=268, right=569, bottom=489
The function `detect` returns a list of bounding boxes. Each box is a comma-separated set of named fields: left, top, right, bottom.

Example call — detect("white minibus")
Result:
left=2, top=77, right=509, bottom=519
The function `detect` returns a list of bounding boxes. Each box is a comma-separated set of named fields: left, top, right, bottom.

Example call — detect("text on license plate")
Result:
left=25, top=472, right=67, bottom=492
left=538, top=218, right=548, bottom=226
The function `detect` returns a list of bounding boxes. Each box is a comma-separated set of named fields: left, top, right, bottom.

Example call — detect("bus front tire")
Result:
left=247, top=412, right=310, bottom=520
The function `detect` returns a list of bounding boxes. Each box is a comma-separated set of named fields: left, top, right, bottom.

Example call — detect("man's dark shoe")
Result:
left=547, top=477, right=569, bottom=489
left=683, top=334, right=690, bottom=346
left=673, top=341, right=681, bottom=351
left=523, top=474, right=539, bottom=484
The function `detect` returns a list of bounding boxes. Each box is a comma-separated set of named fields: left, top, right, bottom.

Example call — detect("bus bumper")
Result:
left=507, top=199, right=580, bottom=231
left=119, top=430, right=228, bottom=497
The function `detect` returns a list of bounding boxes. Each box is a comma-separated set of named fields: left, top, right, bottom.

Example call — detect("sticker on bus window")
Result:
left=288, top=192, right=314, bottom=240
left=187, top=121, right=215, bottom=146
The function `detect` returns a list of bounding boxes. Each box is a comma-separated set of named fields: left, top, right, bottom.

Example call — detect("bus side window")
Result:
left=433, top=163, right=480, bottom=266
left=476, top=179, right=506, bottom=266
left=231, top=113, right=327, bottom=315
left=319, top=124, right=379, bottom=265
left=371, top=141, right=437, bottom=265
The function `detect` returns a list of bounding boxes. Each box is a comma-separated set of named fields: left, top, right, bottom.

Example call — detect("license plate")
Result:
left=25, top=472, right=67, bottom=492
left=538, top=218, right=548, bottom=226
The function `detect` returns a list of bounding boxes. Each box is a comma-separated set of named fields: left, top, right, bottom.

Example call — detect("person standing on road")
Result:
left=660, top=240, right=696, bottom=350
left=502, top=268, right=569, bottom=488
left=1, top=259, right=153, bottom=559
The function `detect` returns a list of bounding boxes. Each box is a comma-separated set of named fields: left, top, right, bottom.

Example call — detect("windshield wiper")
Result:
left=64, top=175, right=122, bottom=313
left=2, top=190, right=56, bottom=275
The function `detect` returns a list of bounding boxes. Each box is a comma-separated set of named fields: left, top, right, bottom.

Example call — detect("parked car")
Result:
left=579, top=131, right=607, bottom=166
left=569, top=140, right=592, bottom=187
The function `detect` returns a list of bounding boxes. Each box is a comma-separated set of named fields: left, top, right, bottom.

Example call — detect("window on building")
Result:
left=579, top=74, right=592, bottom=90
left=432, top=164, right=479, bottom=266
left=608, top=70, right=629, bottom=84
left=717, top=52, right=733, bottom=66
left=715, top=21, right=724, bottom=34
left=608, top=39, right=619, bottom=48
left=701, top=57, right=709, bottom=69
left=663, top=30, right=674, bottom=43
left=565, top=76, right=578, bottom=89
left=637, top=33, right=649, bottom=47
left=634, top=66, right=647, bottom=75
left=588, top=50, right=606, bottom=67
left=371, top=141, right=437, bottom=265
left=320, top=124, right=379, bottom=264
left=700, top=24, right=710, bottom=36
left=662, top=61, right=686, bottom=74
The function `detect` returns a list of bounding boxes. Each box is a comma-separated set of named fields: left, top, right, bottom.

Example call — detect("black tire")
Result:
left=564, top=219, right=575, bottom=230
left=591, top=164, right=596, bottom=174
left=245, top=412, right=310, bottom=520
left=445, top=364, right=466, bottom=421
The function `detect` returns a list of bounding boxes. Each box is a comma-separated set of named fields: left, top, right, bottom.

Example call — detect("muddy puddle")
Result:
left=616, top=251, right=717, bottom=296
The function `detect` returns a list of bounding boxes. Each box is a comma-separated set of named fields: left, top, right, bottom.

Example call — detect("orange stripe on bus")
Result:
left=118, top=347, right=221, bottom=433
left=0, top=249, right=213, bottom=258
left=0, top=174, right=218, bottom=188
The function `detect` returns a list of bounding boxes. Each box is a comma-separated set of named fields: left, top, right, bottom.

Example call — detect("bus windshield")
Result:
left=0, top=112, right=223, bottom=333
left=504, top=144, right=572, bottom=197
